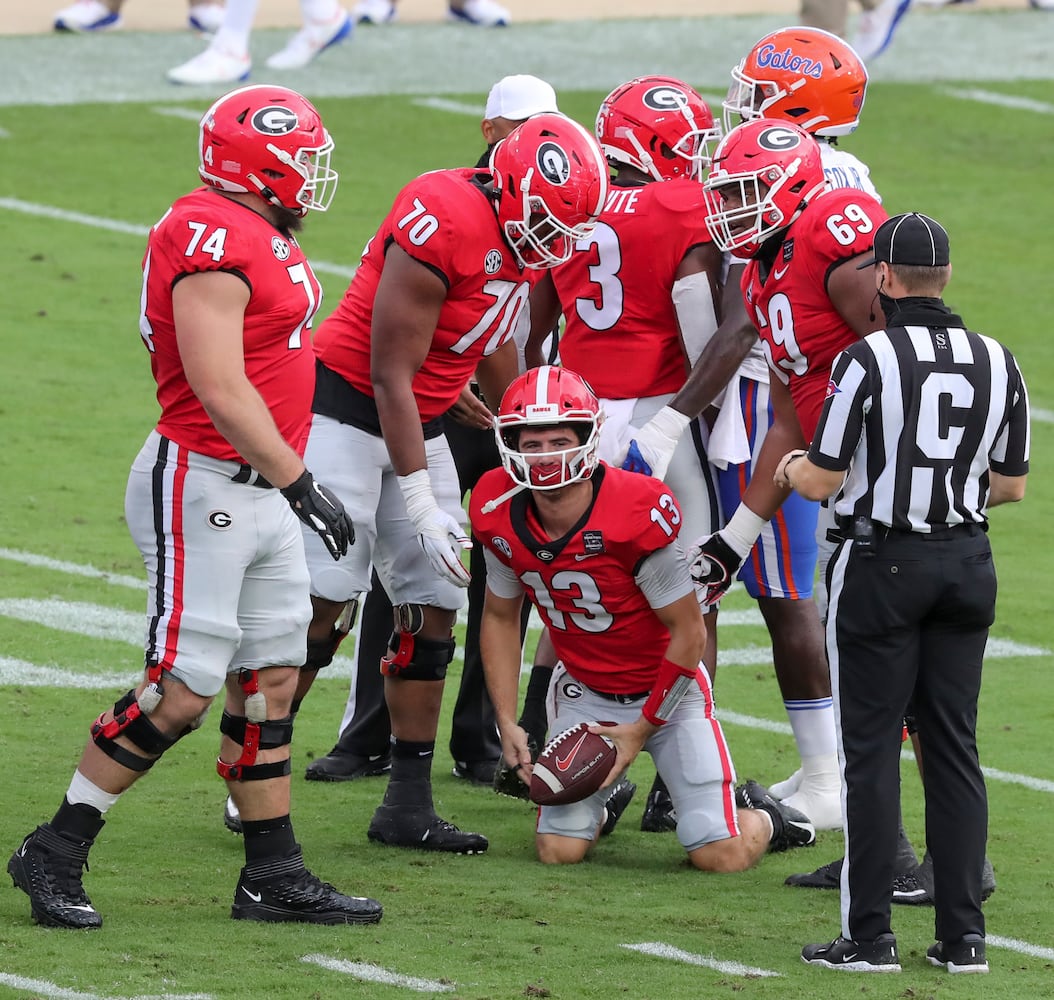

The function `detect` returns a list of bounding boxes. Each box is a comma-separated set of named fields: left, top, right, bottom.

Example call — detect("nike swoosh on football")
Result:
left=555, top=730, right=589, bottom=771
left=241, top=887, right=263, bottom=903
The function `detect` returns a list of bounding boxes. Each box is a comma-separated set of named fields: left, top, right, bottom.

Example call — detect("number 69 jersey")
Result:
left=314, top=168, right=535, bottom=422
left=470, top=463, right=692, bottom=694
left=140, top=187, right=321, bottom=461
left=742, top=187, right=887, bottom=440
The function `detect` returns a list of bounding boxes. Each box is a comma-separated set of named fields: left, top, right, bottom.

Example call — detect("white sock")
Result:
left=300, top=0, right=342, bottom=24
left=212, top=0, right=258, bottom=54
left=67, top=770, right=121, bottom=814
left=784, top=698, right=836, bottom=758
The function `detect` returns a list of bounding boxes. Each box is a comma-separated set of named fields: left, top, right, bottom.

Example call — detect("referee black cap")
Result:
left=856, top=212, right=950, bottom=269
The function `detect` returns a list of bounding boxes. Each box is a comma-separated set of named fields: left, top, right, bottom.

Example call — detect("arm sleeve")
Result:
left=482, top=547, right=525, bottom=599
left=634, top=543, right=694, bottom=610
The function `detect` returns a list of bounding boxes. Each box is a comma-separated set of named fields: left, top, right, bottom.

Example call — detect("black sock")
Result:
left=50, top=797, right=105, bottom=844
left=383, top=739, right=434, bottom=808
left=242, top=814, right=296, bottom=862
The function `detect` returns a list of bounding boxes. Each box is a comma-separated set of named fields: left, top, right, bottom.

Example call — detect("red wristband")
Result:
left=642, top=658, right=698, bottom=726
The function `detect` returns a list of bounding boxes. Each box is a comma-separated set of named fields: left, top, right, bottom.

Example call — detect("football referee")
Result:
left=776, top=212, right=1030, bottom=974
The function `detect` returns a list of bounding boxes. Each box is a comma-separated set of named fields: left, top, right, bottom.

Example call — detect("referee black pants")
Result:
left=827, top=524, right=994, bottom=945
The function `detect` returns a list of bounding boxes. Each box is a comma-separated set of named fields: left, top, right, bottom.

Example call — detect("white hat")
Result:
left=484, top=75, right=559, bottom=121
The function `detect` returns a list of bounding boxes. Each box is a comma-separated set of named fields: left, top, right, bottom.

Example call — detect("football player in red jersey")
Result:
left=7, top=86, right=383, bottom=929
left=296, top=113, right=607, bottom=854
left=471, top=366, right=815, bottom=868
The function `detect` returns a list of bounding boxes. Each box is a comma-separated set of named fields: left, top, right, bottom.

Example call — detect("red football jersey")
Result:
left=140, top=187, right=320, bottom=460
left=741, top=187, right=888, bottom=439
left=551, top=179, right=711, bottom=399
left=314, top=168, right=535, bottom=422
left=470, top=464, right=684, bottom=694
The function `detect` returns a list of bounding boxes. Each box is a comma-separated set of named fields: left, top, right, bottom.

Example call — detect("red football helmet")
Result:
left=724, top=27, right=868, bottom=138
left=489, top=113, right=608, bottom=269
left=596, top=75, right=722, bottom=182
left=495, top=366, right=604, bottom=491
left=199, top=85, right=338, bottom=217
left=703, top=119, right=826, bottom=258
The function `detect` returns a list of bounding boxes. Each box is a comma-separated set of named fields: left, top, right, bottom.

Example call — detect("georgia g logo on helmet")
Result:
left=642, top=85, right=690, bottom=111
left=757, top=125, right=803, bottom=152
left=251, top=105, right=300, bottom=136
left=537, top=141, right=571, bottom=185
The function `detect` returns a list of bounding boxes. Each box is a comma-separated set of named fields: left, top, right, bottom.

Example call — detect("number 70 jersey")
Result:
left=470, top=463, right=687, bottom=693
left=315, top=168, right=538, bottom=422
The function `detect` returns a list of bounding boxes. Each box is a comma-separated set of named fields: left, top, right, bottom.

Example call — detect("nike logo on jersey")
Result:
left=574, top=552, right=599, bottom=561
left=772, top=263, right=790, bottom=280
left=555, top=731, right=589, bottom=772
left=241, top=887, right=263, bottom=903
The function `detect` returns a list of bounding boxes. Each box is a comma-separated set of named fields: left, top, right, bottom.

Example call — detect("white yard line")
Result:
left=0, top=974, right=210, bottom=1000
left=621, top=942, right=781, bottom=977
left=941, top=88, right=1054, bottom=114
left=301, top=955, right=454, bottom=993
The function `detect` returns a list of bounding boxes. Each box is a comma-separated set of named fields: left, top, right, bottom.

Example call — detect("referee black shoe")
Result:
left=892, top=851, right=997, bottom=905
left=8, top=824, right=102, bottom=929
left=801, top=934, right=901, bottom=972
left=736, top=779, right=816, bottom=852
left=367, top=806, right=489, bottom=855
left=926, top=934, right=988, bottom=974
left=231, top=847, right=382, bottom=925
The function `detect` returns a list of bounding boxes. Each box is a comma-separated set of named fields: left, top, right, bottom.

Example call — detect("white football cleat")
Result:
left=187, top=3, right=225, bottom=34
left=53, top=0, right=122, bottom=32
left=265, top=10, right=353, bottom=70
left=167, top=45, right=251, bottom=86
left=769, top=768, right=802, bottom=801
left=353, top=0, right=396, bottom=23
left=448, top=0, right=510, bottom=26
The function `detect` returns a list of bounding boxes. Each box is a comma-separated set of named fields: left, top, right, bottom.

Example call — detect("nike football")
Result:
left=529, top=722, right=617, bottom=806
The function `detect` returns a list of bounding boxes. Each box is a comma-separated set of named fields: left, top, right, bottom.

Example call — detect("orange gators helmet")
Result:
left=490, top=113, right=608, bottom=269
left=595, top=75, right=723, bottom=182
left=495, top=365, right=604, bottom=490
left=724, top=27, right=868, bottom=139
left=199, top=85, right=338, bottom=216
left=703, top=119, right=826, bottom=258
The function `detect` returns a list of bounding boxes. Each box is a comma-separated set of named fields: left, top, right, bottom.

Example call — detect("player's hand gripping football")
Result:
left=398, top=469, right=471, bottom=588
left=686, top=531, right=744, bottom=608
left=281, top=470, right=354, bottom=560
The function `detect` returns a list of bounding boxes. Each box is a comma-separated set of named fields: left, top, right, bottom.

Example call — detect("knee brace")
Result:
left=91, top=688, right=184, bottom=773
left=216, top=710, right=294, bottom=781
left=381, top=604, right=454, bottom=680
left=303, top=597, right=359, bottom=672
left=216, top=669, right=293, bottom=781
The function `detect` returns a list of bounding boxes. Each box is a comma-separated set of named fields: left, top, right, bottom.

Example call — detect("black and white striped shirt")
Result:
left=809, top=299, right=1030, bottom=532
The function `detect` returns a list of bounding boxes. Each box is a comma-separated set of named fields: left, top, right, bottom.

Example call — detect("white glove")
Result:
left=398, top=469, right=471, bottom=588
left=617, top=405, right=692, bottom=482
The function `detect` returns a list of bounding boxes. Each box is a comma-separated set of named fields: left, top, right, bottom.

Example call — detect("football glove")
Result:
left=398, top=469, right=471, bottom=588
left=281, top=470, right=354, bottom=561
left=619, top=405, right=692, bottom=481
left=686, top=530, right=744, bottom=608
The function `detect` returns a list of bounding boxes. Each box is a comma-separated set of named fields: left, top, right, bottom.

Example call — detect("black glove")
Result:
left=281, top=470, right=354, bottom=561
left=687, top=531, right=745, bottom=608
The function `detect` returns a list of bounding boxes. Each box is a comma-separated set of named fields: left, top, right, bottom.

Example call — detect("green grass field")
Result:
left=1, top=18, right=1053, bottom=1000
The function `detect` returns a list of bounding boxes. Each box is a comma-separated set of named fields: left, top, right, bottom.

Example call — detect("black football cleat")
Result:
left=223, top=795, right=243, bottom=835
left=8, top=824, right=102, bottom=929
left=452, top=758, right=500, bottom=786
left=639, top=780, right=678, bottom=833
left=735, top=779, right=816, bottom=852
left=231, top=847, right=382, bottom=924
left=600, top=779, right=637, bottom=837
left=786, top=856, right=842, bottom=889
left=305, top=747, right=391, bottom=782
left=367, top=806, right=488, bottom=854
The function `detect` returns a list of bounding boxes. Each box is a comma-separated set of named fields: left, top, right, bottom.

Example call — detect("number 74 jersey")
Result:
left=140, top=187, right=320, bottom=461
left=742, top=187, right=888, bottom=440
left=470, top=463, right=688, bottom=694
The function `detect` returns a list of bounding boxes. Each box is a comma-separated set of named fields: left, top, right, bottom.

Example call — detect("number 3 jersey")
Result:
left=140, top=187, right=321, bottom=461
left=470, top=464, right=693, bottom=694
left=314, top=168, right=535, bottom=422
left=741, top=187, right=887, bottom=440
